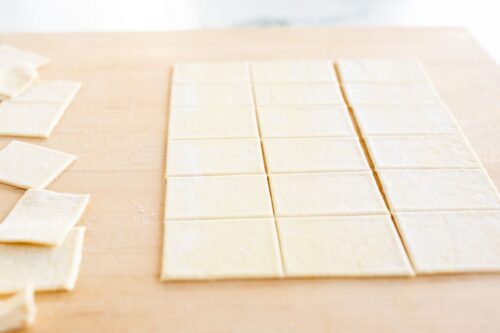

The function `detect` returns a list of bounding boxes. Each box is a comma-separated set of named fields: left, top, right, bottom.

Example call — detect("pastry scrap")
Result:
left=0, top=64, right=38, bottom=100
left=11, top=80, right=81, bottom=106
left=0, top=286, right=36, bottom=333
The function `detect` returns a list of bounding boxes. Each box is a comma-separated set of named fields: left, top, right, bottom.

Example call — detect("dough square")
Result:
left=0, top=189, right=89, bottom=246
left=0, top=64, right=38, bottom=99
left=394, top=211, right=500, bottom=274
left=12, top=80, right=81, bottom=106
left=278, top=215, right=414, bottom=277
left=0, top=101, right=69, bottom=138
left=165, top=174, right=274, bottom=220
left=352, top=104, right=459, bottom=136
left=0, top=286, right=36, bottom=332
left=254, top=83, right=344, bottom=106
left=0, top=44, right=49, bottom=68
left=378, top=169, right=500, bottom=212
left=172, top=62, right=250, bottom=83
left=251, top=60, right=337, bottom=82
left=263, top=137, right=369, bottom=173
left=257, top=105, right=355, bottom=138
left=337, top=59, right=429, bottom=82
left=343, top=82, right=440, bottom=104
left=365, top=135, right=480, bottom=169
left=0, top=227, right=85, bottom=294
left=168, top=106, right=259, bottom=139
left=0, top=140, right=76, bottom=189
left=161, top=219, right=283, bottom=280
left=170, top=84, right=254, bottom=106
left=269, top=172, right=388, bottom=217
left=166, top=138, right=265, bottom=176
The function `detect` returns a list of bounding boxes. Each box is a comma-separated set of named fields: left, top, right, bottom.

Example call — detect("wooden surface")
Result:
left=1, top=28, right=500, bottom=333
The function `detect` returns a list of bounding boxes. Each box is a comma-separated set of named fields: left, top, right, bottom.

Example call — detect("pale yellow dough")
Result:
left=12, top=80, right=81, bottom=106
left=172, top=62, right=250, bottom=83
left=0, top=64, right=38, bottom=100
left=343, top=82, right=440, bottom=104
left=254, top=83, right=344, bottom=106
left=251, top=60, right=336, bottom=82
left=170, top=84, right=254, bottom=106
left=337, top=59, right=428, bottom=82
left=0, top=44, right=49, bottom=69
left=0, top=286, right=36, bottom=333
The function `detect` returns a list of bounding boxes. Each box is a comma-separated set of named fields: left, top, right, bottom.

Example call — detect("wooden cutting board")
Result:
left=1, top=28, right=500, bottom=333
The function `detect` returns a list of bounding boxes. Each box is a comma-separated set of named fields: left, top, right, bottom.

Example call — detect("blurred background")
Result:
left=0, top=0, right=498, bottom=63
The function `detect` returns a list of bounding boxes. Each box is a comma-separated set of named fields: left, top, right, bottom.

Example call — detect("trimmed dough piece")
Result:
left=394, top=211, right=500, bottom=274
left=0, top=44, right=49, bottom=68
left=252, top=60, right=336, bottom=82
left=343, top=82, right=440, bottom=104
left=170, top=84, right=253, bottom=106
left=166, top=139, right=265, bottom=176
left=263, top=137, right=369, bottom=173
left=172, top=62, right=250, bottom=83
left=269, top=172, right=388, bottom=217
left=162, top=219, right=283, bottom=280
left=0, top=286, right=36, bottom=332
left=365, top=135, right=480, bottom=169
left=165, top=175, right=273, bottom=220
left=12, top=80, right=81, bottom=106
left=337, top=59, right=428, bottom=82
left=352, top=104, right=459, bottom=136
left=0, top=102, right=70, bottom=138
left=0, top=141, right=76, bottom=189
left=0, top=227, right=85, bottom=294
left=258, top=105, right=355, bottom=138
left=168, top=106, right=259, bottom=139
left=0, top=189, right=89, bottom=246
left=0, top=65, right=38, bottom=100
left=378, top=169, right=500, bottom=212
left=254, top=83, right=344, bottom=106
left=278, top=215, right=414, bottom=277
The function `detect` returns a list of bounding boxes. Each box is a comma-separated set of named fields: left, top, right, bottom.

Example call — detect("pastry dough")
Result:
left=0, top=189, right=89, bottom=246
left=166, top=139, right=265, bottom=176
left=254, top=83, right=344, bottom=106
left=263, top=137, right=369, bottom=173
left=172, top=62, right=250, bottom=83
left=0, top=227, right=85, bottom=294
left=394, top=211, right=500, bottom=274
left=365, top=135, right=480, bottom=169
left=12, top=80, right=81, bottom=106
left=269, top=172, right=388, bottom=217
left=161, top=219, right=283, bottom=280
left=252, top=60, right=336, bottom=82
left=278, top=215, right=414, bottom=277
left=0, top=64, right=38, bottom=100
left=0, top=44, right=49, bottom=69
left=343, top=82, right=440, bottom=104
left=257, top=105, right=355, bottom=138
left=170, top=84, right=254, bottom=106
left=0, top=141, right=76, bottom=189
left=0, top=286, right=36, bottom=332
left=165, top=175, right=273, bottom=220
left=337, top=59, right=428, bottom=82
left=378, top=169, right=500, bottom=211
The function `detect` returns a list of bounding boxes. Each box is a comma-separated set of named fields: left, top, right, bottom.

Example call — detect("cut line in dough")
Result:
left=251, top=60, right=336, bottom=83
left=11, top=80, right=81, bottom=106
left=0, top=285, right=36, bottom=332
left=0, top=64, right=38, bottom=100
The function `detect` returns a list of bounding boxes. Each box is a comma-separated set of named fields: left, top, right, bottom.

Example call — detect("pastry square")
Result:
left=170, top=84, right=254, bottom=106
left=12, top=80, right=81, bottom=106
left=337, top=59, right=428, bottom=82
left=251, top=60, right=336, bottom=82
left=254, top=83, right=344, bottom=106
left=0, top=65, right=38, bottom=99
left=0, top=44, right=49, bottom=68
left=172, top=62, right=250, bottom=83
left=343, top=82, right=440, bottom=104
left=0, top=286, right=36, bottom=332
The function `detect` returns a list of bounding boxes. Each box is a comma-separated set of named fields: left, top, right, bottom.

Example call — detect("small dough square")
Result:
left=166, top=139, right=265, bottom=176
left=0, top=65, right=38, bottom=99
left=394, top=211, right=500, bottom=274
left=269, top=172, right=388, bottom=217
left=0, top=44, right=49, bottom=68
left=252, top=60, right=336, bottom=82
left=170, top=84, right=254, bottom=106
left=161, top=219, right=283, bottom=280
left=165, top=174, right=273, bottom=220
left=365, top=135, right=480, bottom=169
left=168, top=106, right=259, bottom=139
left=254, top=83, right=344, bottom=106
left=12, top=80, right=81, bottom=106
left=0, top=140, right=76, bottom=189
left=278, top=215, right=414, bottom=277
left=0, top=286, right=36, bottom=332
left=343, top=82, right=440, bottom=104
left=172, top=62, right=250, bottom=83
left=337, top=59, right=429, bottom=82
left=263, top=137, right=369, bottom=173
left=378, top=169, right=500, bottom=212
left=258, top=105, right=355, bottom=138
left=0, top=189, right=89, bottom=246
left=0, top=227, right=85, bottom=294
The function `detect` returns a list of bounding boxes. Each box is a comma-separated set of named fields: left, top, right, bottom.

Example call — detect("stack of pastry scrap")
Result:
left=162, top=60, right=500, bottom=281
left=0, top=45, right=88, bottom=332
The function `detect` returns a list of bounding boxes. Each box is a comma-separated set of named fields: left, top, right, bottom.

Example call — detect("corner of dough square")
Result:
left=343, top=82, right=440, bottom=104
left=251, top=60, right=336, bottom=82
left=378, top=169, right=500, bottom=212
left=0, top=286, right=36, bottom=332
left=170, top=84, right=253, bottom=106
left=0, top=189, right=90, bottom=246
left=337, top=59, right=428, bottom=82
left=269, top=172, right=387, bottom=217
left=0, top=140, right=76, bottom=189
left=168, top=106, right=259, bottom=139
left=394, top=211, right=500, bottom=274
left=0, top=44, right=49, bottom=68
left=257, top=105, right=355, bottom=138
left=263, top=137, right=369, bottom=173
left=161, top=219, right=283, bottom=280
left=254, top=83, right=344, bottom=106
left=278, top=215, right=414, bottom=277
left=0, top=64, right=38, bottom=99
left=172, top=62, right=250, bottom=83
left=165, top=174, right=273, bottom=220
left=0, top=226, right=85, bottom=294
left=13, top=80, right=81, bottom=105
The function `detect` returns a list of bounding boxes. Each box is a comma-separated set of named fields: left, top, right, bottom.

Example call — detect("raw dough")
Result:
left=170, top=84, right=254, bottom=106
left=343, top=82, right=440, bottom=104
left=394, top=211, right=500, bottom=274
left=0, top=286, right=36, bottom=333
left=269, top=172, right=388, bottom=217
left=0, top=140, right=76, bottom=189
left=12, top=80, right=81, bottom=106
left=254, top=83, right=344, bottom=106
left=0, top=44, right=49, bottom=69
left=378, top=169, right=500, bottom=211
left=0, top=189, right=89, bottom=246
left=165, top=174, right=273, bottom=220
left=252, top=60, right=336, bottom=82
left=278, top=215, right=414, bottom=277
left=166, top=139, right=265, bottom=176
left=161, top=219, right=283, bottom=280
left=0, top=64, right=38, bottom=100
left=263, top=137, right=369, bottom=173
left=0, top=227, right=85, bottom=294
left=172, top=62, right=250, bottom=83
left=337, top=59, right=428, bottom=82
